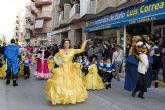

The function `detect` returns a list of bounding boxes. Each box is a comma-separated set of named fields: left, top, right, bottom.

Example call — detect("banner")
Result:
left=84, top=0, right=165, bottom=32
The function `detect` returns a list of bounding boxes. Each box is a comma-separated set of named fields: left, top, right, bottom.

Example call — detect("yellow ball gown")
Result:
left=0, top=60, right=7, bottom=78
left=45, top=41, right=88, bottom=105
left=73, top=62, right=85, bottom=83
left=85, top=64, right=104, bottom=90
left=48, top=59, right=55, bottom=73
left=32, top=54, right=36, bottom=64
left=19, top=54, right=26, bottom=77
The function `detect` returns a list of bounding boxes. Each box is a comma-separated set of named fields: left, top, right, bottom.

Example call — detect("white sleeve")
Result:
left=140, top=54, right=149, bottom=67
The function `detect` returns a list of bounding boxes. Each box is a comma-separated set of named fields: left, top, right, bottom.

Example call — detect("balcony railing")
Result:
left=80, top=0, right=96, bottom=17
left=69, top=4, right=80, bottom=18
left=35, top=0, right=52, bottom=8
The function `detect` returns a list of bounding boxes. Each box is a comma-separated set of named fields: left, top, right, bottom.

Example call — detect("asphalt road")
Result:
left=0, top=65, right=165, bottom=110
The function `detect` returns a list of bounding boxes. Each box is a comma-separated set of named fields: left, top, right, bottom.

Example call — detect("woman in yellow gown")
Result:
left=73, top=61, right=85, bottom=84
left=45, top=39, right=90, bottom=105
left=0, top=60, right=7, bottom=79
left=18, top=53, right=26, bottom=77
left=85, top=64, right=104, bottom=90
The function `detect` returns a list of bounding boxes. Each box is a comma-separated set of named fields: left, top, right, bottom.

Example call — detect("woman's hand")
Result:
left=59, top=64, right=63, bottom=68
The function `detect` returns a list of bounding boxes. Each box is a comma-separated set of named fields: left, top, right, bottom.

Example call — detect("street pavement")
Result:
left=0, top=65, right=165, bottom=110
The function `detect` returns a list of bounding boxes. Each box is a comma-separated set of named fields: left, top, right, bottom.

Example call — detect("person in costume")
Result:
left=85, top=63, right=104, bottom=90
left=32, top=53, right=37, bottom=64
left=0, top=60, right=7, bottom=79
left=18, top=52, right=26, bottom=77
left=0, top=55, right=7, bottom=79
left=85, top=57, right=104, bottom=90
left=98, top=58, right=105, bottom=79
left=124, top=39, right=152, bottom=99
left=73, top=58, right=85, bottom=82
left=33, top=46, right=51, bottom=79
left=82, top=56, right=91, bottom=75
left=23, top=55, right=31, bottom=79
left=131, top=41, right=149, bottom=99
left=104, top=58, right=115, bottom=89
left=4, top=39, right=20, bottom=86
left=79, top=56, right=83, bottom=64
left=45, top=39, right=90, bottom=105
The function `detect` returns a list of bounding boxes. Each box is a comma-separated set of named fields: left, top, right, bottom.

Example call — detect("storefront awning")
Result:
left=84, top=0, right=165, bottom=33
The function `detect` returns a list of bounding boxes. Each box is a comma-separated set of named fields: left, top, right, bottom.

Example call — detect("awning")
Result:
left=84, top=0, right=165, bottom=33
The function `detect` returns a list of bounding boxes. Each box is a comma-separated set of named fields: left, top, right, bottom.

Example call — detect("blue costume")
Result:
left=4, top=44, right=20, bottom=79
left=23, top=59, right=31, bottom=79
left=98, top=63, right=105, bottom=78
left=104, top=63, right=114, bottom=89
left=82, top=61, right=91, bottom=75
left=124, top=55, right=153, bottom=91
left=0, top=58, right=2, bottom=67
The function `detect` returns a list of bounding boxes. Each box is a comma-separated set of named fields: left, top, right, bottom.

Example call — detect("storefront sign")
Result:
left=84, top=0, right=165, bottom=32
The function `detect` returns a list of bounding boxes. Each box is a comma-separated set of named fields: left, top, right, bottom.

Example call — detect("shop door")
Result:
left=153, top=25, right=165, bottom=38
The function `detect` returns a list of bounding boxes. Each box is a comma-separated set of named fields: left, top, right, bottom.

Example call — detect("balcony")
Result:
left=58, top=11, right=68, bottom=26
left=80, top=0, right=96, bottom=18
left=69, top=4, right=80, bottom=22
left=57, top=0, right=70, bottom=7
left=35, top=0, right=52, bottom=8
left=30, top=4, right=37, bottom=14
left=36, top=11, right=52, bottom=20
left=96, top=0, right=127, bottom=14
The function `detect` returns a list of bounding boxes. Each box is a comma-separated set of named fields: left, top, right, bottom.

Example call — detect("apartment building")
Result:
left=25, top=0, right=53, bottom=46
left=14, top=9, right=26, bottom=46
left=51, top=0, right=131, bottom=47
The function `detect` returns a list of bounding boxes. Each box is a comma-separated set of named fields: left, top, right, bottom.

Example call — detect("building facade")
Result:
left=13, top=9, right=26, bottom=46
left=84, top=0, right=165, bottom=53
left=51, top=0, right=131, bottom=47
left=25, top=0, right=53, bottom=46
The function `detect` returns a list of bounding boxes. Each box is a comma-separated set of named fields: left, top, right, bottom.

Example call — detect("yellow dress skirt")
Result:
left=85, top=64, right=104, bottom=90
left=45, top=62, right=88, bottom=105
left=73, top=62, right=85, bottom=82
left=32, top=54, right=36, bottom=64
left=18, top=62, right=24, bottom=77
left=19, top=54, right=26, bottom=77
left=0, top=61, right=7, bottom=78
left=48, top=59, right=55, bottom=73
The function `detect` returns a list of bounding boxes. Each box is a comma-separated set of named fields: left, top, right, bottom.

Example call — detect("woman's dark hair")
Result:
left=61, top=39, right=71, bottom=49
